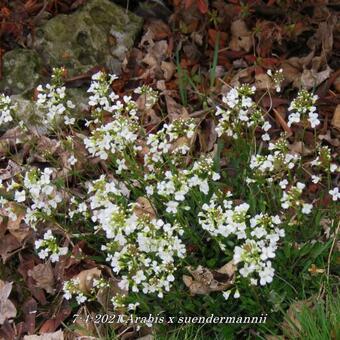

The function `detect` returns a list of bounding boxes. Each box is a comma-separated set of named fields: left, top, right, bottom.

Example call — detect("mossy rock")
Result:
left=0, top=49, right=43, bottom=95
left=33, top=0, right=143, bottom=77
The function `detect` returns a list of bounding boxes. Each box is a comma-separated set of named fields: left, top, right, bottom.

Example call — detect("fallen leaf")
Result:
left=6, top=203, right=31, bottom=243
left=161, top=61, right=176, bottom=81
left=229, top=20, right=252, bottom=52
left=73, top=268, right=101, bottom=294
left=288, top=141, right=313, bottom=156
left=334, top=76, right=340, bottom=93
left=308, top=264, right=325, bottom=275
left=23, top=330, right=64, bottom=340
left=331, top=104, right=340, bottom=130
left=0, top=127, right=25, bottom=156
left=0, top=160, right=21, bottom=181
left=0, top=281, right=17, bottom=325
left=300, top=66, right=332, bottom=89
left=198, top=118, right=217, bottom=153
left=273, top=108, right=292, bottom=137
left=197, top=0, right=208, bottom=14
left=165, top=95, right=190, bottom=122
left=39, top=301, right=71, bottom=333
left=134, top=197, right=156, bottom=219
left=147, top=20, right=171, bottom=41
left=255, top=73, right=275, bottom=91
left=0, top=234, right=21, bottom=263
left=28, top=263, right=55, bottom=294
left=183, top=261, right=235, bottom=295
left=22, top=298, right=38, bottom=335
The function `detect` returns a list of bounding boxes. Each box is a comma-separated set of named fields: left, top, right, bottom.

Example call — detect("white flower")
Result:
left=311, top=175, right=321, bottom=184
left=302, top=203, right=313, bottom=215
left=222, top=290, right=231, bottom=300
left=329, top=187, right=340, bottom=201
left=165, top=200, right=179, bottom=214
left=279, top=179, right=288, bottom=189
left=76, top=294, right=87, bottom=304
left=262, top=133, right=270, bottom=141
left=14, top=190, right=26, bottom=203
left=296, top=182, right=305, bottom=191
left=330, top=164, right=338, bottom=173
left=259, top=263, right=274, bottom=285
left=64, top=116, right=75, bottom=125
left=68, top=155, right=77, bottom=166
left=233, top=290, right=240, bottom=298
left=262, top=121, right=272, bottom=132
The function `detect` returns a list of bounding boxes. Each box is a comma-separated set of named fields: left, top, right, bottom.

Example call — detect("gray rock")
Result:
left=0, top=49, right=43, bottom=95
left=33, top=0, right=143, bottom=77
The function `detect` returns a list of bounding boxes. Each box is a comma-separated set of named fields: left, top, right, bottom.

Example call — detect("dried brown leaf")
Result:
left=161, top=61, right=176, bottom=81
left=0, top=281, right=17, bottom=325
left=288, top=142, right=313, bottom=156
left=255, top=73, right=275, bottom=90
left=229, top=20, right=252, bottom=52
left=0, top=126, right=25, bottom=156
left=300, top=67, right=331, bottom=90
left=0, top=234, right=21, bottom=263
left=0, top=160, right=21, bottom=181
left=165, top=95, right=190, bottom=122
left=183, top=261, right=235, bottom=295
left=23, top=330, right=64, bottom=340
left=273, top=108, right=292, bottom=137
left=28, top=263, right=55, bottom=294
left=134, top=197, right=156, bottom=219
left=6, top=203, right=31, bottom=243
left=331, top=104, right=340, bottom=130
left=198, top=119, right=217, bottom=153
left=73, top=268, right=101, bottom=294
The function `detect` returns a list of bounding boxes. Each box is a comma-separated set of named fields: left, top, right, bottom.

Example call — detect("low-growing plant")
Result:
left=0, top=68, right=338, bottom=338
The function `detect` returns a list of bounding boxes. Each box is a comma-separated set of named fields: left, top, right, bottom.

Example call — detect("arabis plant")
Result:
left=0, top=69, right=338, bottom=315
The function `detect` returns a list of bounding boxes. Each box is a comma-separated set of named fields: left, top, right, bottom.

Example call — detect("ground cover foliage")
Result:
left=0, top=0, right=339, bottom=339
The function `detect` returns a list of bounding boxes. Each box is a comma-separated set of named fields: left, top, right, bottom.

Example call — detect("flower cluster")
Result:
left=145, top=118, right=196, bottom=171
left=84, top=72, right=142, bottom=164
left=35, top=230, right=68, bottom=262
left=280, top=182, right=313, bottom=215
left=154, top=156, right=220, bottom=214
left=248, top=137, right=300, bottom=182
left=134, top=85, right=159, bottom=109
left=63, top=278, right=88, bottom=304
left=198, top=194, right=285, bottom=291
left=287, top=89, right=319, bottom=128
left=87, top=71, right=119, bottom=115
left=310, top=146, right=339, bottom=174
left=215, top=84, right=265, bottom=139
left=1, top=167, right=62, bottom=228
left=0, top=94, right=16, bottom=126
left=267, top=69, right=284, bottom=92
left=36, top=67, right=75, bottom=126
left=63, top=276, right=110, bottom=304
left=87, top=176, right=186, bottom=298
left=18, top=168, right=62, bottom=228
left=84, top=116, right=140, bottom=161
